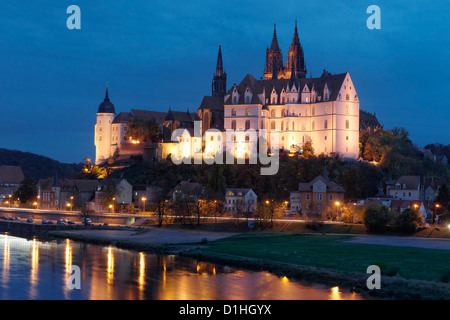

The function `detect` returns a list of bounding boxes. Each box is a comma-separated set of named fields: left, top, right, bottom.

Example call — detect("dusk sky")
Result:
left=0, top=1, right=448, bottom=163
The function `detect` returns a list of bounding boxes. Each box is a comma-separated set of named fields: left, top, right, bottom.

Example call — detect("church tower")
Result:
left=212, top=46, right=227, bottom=97
left=95, top=86, right=116, bottom=164
left=264, top=23, right=284, bottom=80
left=286, top=20, right=306, bottom=78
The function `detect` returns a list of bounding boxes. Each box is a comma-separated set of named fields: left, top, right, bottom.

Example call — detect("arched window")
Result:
left=302, top=124, right=306, bottom=131
left=245, top=108, right=250, bottom=116
left=210, top=136, right=214, bottom=141
left=231, top=120, right=236, bottom=130
left=281, top=109, right=286, bottom=117
left=346, top=94, right=350, bottom=101
left=346, top=120, right=350, bottom=129
left=312, top=121, right=315, bottom=130
left=292, top=122, right=295, bottom=131
left=281, top=121, right=284, bottom=131
left=245, top=135, right=250, bottom=141
left=271, top=109, right=276, bottom=117
left=245, top=120, right=250, bottom=130
left=346, top=105, right=350, bottom=114
left=324, top=106, right=328, bottom=114
left=231, top=108, right=236, bottom=116
left=324, top=119, right=328, bottom=129
left=286, top=121, right=289, bottom=131
left=271, top=121, right=276, bottom=130
left=312, top=106, right=315, bottom=116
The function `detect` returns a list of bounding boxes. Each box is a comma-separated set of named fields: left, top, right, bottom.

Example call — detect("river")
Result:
left=0, top=233, right=366, bottom=300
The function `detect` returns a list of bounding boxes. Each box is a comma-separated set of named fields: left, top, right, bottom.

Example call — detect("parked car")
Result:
left=82, top=218, right=92, bottom=225
left=41, top=219, right=48, bottom=224
left=68, top=220, right=75, bottom=225
left=27, top=218, right=34, bottom=223
left=47, top=220, right=54, bottom=225
left=57, top=219, right=65, bottom=225
left=14, top=217, right=20, bottom=220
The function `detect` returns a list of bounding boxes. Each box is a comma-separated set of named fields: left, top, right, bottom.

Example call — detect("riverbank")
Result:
left=47, top=227, right=450, bottom=300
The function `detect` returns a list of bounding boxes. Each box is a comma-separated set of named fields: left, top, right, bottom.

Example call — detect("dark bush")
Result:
left=363, top=204, right=389, bottom=233
left=395, top=208, right=423, bottom=234
left=305, top=221, right=323, bottom=231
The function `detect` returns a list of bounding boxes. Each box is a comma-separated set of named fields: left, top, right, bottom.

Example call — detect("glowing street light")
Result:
left=141, top=197, right=147, bottom=213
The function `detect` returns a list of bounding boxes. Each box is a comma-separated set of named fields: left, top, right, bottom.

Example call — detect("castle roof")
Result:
left=97, top=87, right=116, bottom=114
left=224, top=70, right=348, bottom=105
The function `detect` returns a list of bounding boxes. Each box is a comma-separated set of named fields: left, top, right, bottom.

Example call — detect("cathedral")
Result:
left=94, top=22, right=360, bottom=165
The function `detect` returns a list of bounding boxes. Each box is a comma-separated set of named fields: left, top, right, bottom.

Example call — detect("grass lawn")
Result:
left=198, top=233, right=450, bottom=282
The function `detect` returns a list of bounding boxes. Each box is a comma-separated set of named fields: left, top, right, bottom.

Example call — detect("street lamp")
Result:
left=112, top=197, right=116, bottom=213
left=141, top=197, right=147, bottom=213
left=433, top=204, right=440, bottom=225
left=335, top=201, right=341, bottom=220
left=8, top=195, right=11, bottom=208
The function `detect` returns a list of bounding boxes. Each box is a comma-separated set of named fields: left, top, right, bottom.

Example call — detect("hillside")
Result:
left=0, top=148, right=81, bottom=180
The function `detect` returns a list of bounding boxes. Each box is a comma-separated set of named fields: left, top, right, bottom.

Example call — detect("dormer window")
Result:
left=233, top=96, right=237, bottom=104
left=245, top=96, right=250, bottom=104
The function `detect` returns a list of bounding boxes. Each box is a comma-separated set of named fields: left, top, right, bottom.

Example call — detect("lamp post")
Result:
left=335, top=201, right=340, bottom=221
left=141, top=197, right=147, bottom=213
left=433, top=204, right=440, bottom=225
left=112, top=197, right=116, bottom=213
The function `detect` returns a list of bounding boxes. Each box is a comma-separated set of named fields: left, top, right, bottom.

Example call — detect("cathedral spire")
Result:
left=270, top=23, right=280, bottom=52
left=216, top=45, right=224, bottom=77
left=212, top=45, right=227, bottom=97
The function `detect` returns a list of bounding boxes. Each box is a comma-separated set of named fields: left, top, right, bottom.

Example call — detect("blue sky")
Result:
left=0, top=0, right=449, bottom=163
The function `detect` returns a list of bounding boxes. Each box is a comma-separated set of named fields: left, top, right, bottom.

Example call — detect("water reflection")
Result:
left=0, top=234, right=366, bottom=300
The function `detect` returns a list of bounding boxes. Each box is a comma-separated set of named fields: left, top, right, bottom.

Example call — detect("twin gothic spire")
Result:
left=264, top=20, right=306, bottom=80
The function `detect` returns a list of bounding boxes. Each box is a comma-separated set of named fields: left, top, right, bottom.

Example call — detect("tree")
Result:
left=302, top=141, right=314, bottom=159
left=363, top=203, right=389, bottom=233
left=14, top=177, right=37, bottom=204
left=125, top=117, right=160, bottom=143
left=435, top=183, right=450, bottom=212
left=395, top=208, right=423, bottom=234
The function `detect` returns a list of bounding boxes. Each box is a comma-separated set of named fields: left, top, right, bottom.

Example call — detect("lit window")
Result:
left=232, top=108, right=236, bottom=116
left=245, top=108, right=250, bottom=116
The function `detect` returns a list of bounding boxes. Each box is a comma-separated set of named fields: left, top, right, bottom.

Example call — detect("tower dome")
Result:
left=97, top=87, right=115, bottom=114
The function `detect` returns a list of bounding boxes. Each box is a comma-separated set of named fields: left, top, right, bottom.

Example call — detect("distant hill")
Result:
left=0, top=148, right=82, bottom=181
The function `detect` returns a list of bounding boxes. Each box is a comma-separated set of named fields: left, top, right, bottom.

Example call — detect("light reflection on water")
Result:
left=0, top=233, right=366, bottom=300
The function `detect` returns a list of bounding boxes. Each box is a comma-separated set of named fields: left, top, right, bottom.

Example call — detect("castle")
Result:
left=95, top=22, right=360, bottom=165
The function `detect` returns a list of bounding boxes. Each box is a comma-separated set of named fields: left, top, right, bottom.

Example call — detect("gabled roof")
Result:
left=226, top=188, right=254, bottom=197
left=224, top=70, right=348, bottom=105
left=199, top=96, right=224, bottom=111
left=0, top=166, right=25, bottom=184
left=131, top=109, right=167, bottom=125
left=391, top=176, right=421, bottom=190
left=298, top=175, right=345, bottom=193
left=112, top=112, right=132, bottom=124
